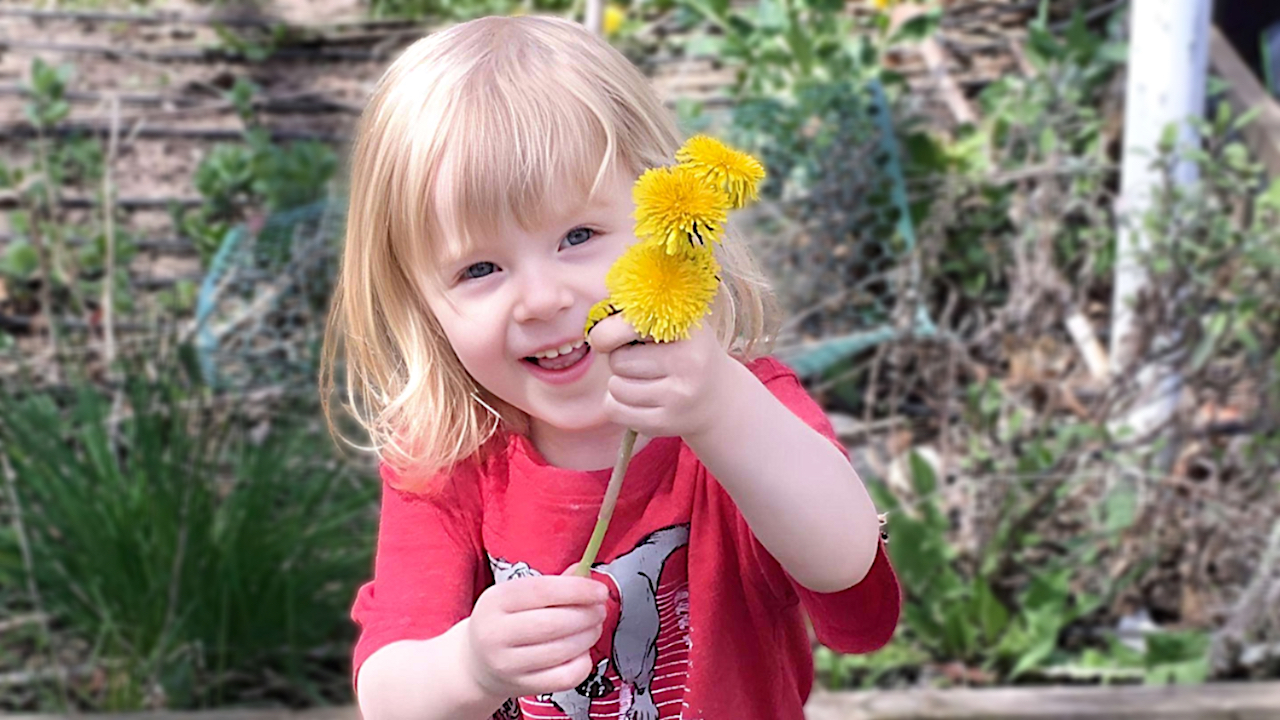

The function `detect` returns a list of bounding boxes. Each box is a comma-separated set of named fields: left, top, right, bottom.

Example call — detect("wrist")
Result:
left=453, top=618, right=512, bottom=705
left=684, top=355, right=754, bottom=448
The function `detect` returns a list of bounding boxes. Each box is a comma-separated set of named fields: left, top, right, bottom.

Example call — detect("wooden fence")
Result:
left=11, top=683, right=1280, bottom=720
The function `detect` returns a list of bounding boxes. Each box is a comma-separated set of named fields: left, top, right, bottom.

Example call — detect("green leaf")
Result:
left=1230, top=106, right=1261, bottom=133
left=756, top=0, right=786, bottom=30
left=1144, top=631, right=1210, bottom=684
left=974, top=577, right=1010, bottom=644
left=1008, top=608, right=1061, bottom=678
left=907, top=449, right=937, bottom=496
left=942, top=602, right=978, bottom=658
left=1101, top=482, right=1138, bottom=533
left=1190, top=311, right=1228, bottom=371
left=1157, top=123, right=1180, bottom=154
left=1, top=240, right=39, bottom=279
left=684, top=33, right=725, bottom=57
left=1039, top=127, right=1057, bottom=157
left=1223, top=142, right=1251, bottom=171
left=889, top=10, right=941, bottom=45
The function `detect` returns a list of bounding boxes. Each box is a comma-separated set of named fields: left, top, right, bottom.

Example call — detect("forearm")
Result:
left=356, top=619, right=507, bottom=720
left=685, top=360, right=881, bottom=592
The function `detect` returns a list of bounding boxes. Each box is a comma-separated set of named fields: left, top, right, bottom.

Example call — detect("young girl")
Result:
left=321, top=14, right=900, bottom=720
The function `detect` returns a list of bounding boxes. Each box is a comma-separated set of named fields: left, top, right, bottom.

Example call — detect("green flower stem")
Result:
left=574, top=427, right=638, bottom=576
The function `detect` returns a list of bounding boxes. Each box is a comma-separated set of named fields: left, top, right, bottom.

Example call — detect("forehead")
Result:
left=426, top=156, right=632, bottom=267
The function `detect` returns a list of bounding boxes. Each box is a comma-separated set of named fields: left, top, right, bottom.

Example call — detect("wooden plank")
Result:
left=10, top=684, right=1280, bottom=720
left=1209, top=25, right=1280, bottom=177
left=804, top=682, right=1280, bottom=720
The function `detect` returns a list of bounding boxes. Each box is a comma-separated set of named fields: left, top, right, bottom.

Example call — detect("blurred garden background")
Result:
left=1, top=0, right=1278, bottom=714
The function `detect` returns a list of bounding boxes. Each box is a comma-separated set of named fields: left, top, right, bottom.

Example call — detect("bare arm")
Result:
left=589, top=313, right=881, bottom=595
left=356, top=573, right=607, bottom=720
left=356, top=620, right=507, bottom=720
left=684, top=359, right=881, bottom=593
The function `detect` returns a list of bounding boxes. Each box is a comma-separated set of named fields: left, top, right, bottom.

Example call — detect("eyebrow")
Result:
left=435, top=192, right=613, bottom=264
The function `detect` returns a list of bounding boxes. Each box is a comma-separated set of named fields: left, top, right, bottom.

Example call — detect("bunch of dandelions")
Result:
left=574, top=136, right=765, bottom=576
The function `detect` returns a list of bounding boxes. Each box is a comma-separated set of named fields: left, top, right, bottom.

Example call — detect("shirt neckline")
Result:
left=508, top=432, right=681, bottom=502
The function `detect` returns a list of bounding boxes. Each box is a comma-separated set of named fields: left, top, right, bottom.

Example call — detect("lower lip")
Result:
left=523, top=347, right=594, bottom=385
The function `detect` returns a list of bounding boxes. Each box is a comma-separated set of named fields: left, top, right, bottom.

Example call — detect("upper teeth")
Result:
left=531, top=340, right=585, bottom=360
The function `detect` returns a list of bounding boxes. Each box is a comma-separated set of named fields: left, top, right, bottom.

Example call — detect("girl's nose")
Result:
left=513, top=274, right=574, bottom=324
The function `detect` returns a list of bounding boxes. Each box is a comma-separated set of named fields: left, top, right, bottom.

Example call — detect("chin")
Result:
left=539, top=410, right=610, bottom=433
left=522, top=397, right=609, bottom=432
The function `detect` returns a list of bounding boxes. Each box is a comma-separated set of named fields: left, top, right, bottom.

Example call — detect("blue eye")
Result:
left=462, top=261, right=497, bottom=280
left=562, top=227, right=596, bottom=248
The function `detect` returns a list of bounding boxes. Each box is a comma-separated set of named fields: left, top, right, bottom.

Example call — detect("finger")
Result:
left=607, top=375, right=666, bottom=408
left=587, top=314, right=643, bottom=354
left=507, top=623, right=604, bottom=673
left=506, top=605, right=607, bottom=647
left=602, top=394, right=670, bottom=435
left=498, top=576, right=609, bottom=613
left=608, top=342, right=668, bottom=379
left=518, top=653, right=596, bottom=696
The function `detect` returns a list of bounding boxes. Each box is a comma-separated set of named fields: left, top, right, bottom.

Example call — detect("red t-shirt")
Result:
left=351, top=356, right=901, bottom=719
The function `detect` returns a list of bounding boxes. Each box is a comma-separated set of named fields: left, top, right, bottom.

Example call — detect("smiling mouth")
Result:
left=524, top=341, right=591, bottom=371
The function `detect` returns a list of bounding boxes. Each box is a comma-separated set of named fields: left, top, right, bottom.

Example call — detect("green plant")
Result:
left=0, top=353, right=376, bottom=709
left=2, top=57, right=138, bottom=355
left=174, top=80, right=338, bottom=269
left=924, top=6, right=1125, bottom=307
left=367, top=0, right=572, bottom=21
left=211, top=23, right=293, bottom=63
left=866, top=452, right=1103, bottom=681
left=1069, top=631, right=1211, bottom=685
left=679, top=0, right=935, bottom=100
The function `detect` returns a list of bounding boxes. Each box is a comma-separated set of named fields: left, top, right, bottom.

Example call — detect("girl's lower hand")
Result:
left=463, top=567, right=608, bottom=700
left=587, top=314, right=734, bottom=439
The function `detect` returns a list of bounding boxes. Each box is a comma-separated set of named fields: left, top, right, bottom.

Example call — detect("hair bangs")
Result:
left=419, top=56, right=622, bottom=283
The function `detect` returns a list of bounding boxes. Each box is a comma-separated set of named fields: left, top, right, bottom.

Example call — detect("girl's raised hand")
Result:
left=463, top=566, right=608, bottom=700
left=587, top=313, right=734, bottom=440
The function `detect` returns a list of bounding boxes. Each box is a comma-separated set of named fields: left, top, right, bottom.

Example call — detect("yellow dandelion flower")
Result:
left=675, top=135, right=766, bottom=210
left=583, top=299, right=620, bottom=339
left=872, top=0, right=898, bottom=9
left=604, top=5, right=626, bottom=36
left=606, top=241, right=721, bottom=343
left=633, top=165, right=729, bottom=257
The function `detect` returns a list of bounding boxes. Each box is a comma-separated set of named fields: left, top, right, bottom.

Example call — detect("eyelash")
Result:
left=457, top=226, right=599, bottom=282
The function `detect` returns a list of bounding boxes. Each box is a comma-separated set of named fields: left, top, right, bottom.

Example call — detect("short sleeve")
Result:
left=736, top=357, right=902, bottom=653
left=350, top=462, right=490, bottom=685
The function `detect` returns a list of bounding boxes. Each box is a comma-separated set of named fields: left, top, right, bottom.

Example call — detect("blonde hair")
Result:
left=321, top=15, right=781, bottom=488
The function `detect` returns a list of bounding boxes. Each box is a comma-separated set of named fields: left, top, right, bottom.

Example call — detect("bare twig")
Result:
left=102, top=94, right=120, bottom=376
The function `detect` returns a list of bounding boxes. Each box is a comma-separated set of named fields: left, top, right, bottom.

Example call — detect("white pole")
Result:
left=585, top=0, right=604, bottom=36
left=1110, top=0, right=1211, bottom=442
